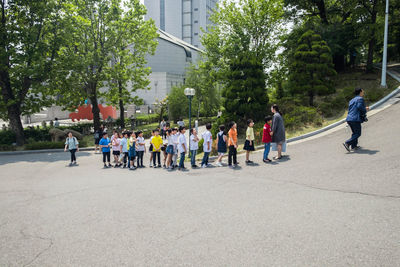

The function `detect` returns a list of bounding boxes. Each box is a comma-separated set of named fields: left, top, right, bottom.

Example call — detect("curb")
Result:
left=0, top=147, right=95, bottom=156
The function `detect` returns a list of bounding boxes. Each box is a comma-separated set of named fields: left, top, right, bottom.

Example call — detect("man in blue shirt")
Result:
left=343, top=88, right=369, bottom=152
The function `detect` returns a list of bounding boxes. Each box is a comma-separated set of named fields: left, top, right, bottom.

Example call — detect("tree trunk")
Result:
left=90, top=94, right=101, bottom=132
left=7, top=103, right=25, bottom=145
left=309, top=91, right=314, bottom=106
left=316, top=0, right=329, bottom=25
left=366, top=1, right=378, bottom=73
left=118, top=81, right=125, bottom=129
left=366, top=37, right=376, bottom=73
left=119, top=99, right=125, bottom=129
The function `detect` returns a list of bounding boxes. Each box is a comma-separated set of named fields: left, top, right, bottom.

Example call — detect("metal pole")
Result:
left=188, top=96, right=192, bottom=157
left=381, top=0, right=389, bottom=87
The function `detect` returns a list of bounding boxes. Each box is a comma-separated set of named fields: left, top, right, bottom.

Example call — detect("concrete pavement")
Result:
left=0, top=102, right=400, bottom=266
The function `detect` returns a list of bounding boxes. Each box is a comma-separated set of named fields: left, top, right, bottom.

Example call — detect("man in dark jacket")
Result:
left=343, top=88, right=369, bottom=151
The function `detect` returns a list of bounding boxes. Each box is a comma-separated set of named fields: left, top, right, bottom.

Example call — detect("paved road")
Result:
left=1, top=102, right=400, bottom=266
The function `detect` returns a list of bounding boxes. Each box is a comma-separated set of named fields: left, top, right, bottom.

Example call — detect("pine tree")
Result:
left=288, top=30, right=337, bottom=106
left=222, top=54, right=268, bottom=123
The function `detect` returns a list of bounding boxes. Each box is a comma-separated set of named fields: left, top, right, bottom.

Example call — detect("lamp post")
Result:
left=381, top=0, right=389, bottom=87
left=184, top=88, right=196, bottom=156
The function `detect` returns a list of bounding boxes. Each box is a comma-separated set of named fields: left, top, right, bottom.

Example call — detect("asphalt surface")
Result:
left=1, top=102, right=400, bottom=266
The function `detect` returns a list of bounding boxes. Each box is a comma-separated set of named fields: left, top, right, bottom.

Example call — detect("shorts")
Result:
left=218, top=152, right=225, bottom=156
left=161, top=144, right=167, bottom=152
left=243, top=140, right=255, bottom=151
left=113, top=151, right=121, bottom=156
left=95, top=138, right=100, bottom=145
left=166, top=145, right=174, bottom=154
left=149, top=144, right=153, bottom=152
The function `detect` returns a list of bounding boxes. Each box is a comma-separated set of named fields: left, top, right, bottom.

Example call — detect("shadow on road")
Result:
left=0, top=151, right=92, bottom=166
left=352, top=149, right=379, bottom=155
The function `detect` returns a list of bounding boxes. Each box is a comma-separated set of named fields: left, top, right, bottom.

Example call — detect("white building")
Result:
left=144, top=0, right=219, bottom=49
left=129, top=29, right=202, bottom=114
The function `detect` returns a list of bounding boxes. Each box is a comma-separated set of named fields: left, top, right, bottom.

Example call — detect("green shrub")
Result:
left=0, top=130, right=16, bottom=144
left=198, top=138, right=204, bottom=154
left=25, top=141, right=65, bottom=150
left=283, top=105, right=323, bottom=130
left=0, top=144, right=16, bottom=151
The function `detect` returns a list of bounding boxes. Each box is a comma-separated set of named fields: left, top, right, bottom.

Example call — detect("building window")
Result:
left=194, top=8, right=198, bottom=11
left=194, top=20, right=198, bottom=23
left=194, top=33, right=198, bottom=36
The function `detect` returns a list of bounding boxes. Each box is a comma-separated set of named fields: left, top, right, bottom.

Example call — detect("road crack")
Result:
left=20, top=229, right=54, bottom=267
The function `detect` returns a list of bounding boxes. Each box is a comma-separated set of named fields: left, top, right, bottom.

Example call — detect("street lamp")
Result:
left=184, top=88, right=195, bottom=156
left=381, top=0, right=389, bottom=88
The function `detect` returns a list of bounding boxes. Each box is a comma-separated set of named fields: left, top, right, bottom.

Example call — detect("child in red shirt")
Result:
left=262, top=116, right=272, bottom=162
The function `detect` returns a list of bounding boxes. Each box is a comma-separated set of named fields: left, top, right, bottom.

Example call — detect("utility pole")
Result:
left=381, top=0, right=389, bottom=88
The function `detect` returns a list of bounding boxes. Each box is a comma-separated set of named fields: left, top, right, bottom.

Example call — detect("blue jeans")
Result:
left=263, top=143, right=271, bottom=160
left=346, top=121, right=362, bottom=148
left=201, top=152, right=210, bottom=166
left=190, top=150, right=197, bottom=166
left=179, top=152, right=185, bottom=168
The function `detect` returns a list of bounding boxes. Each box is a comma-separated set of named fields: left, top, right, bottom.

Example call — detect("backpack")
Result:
left=94, top=131, right=100, bottom=139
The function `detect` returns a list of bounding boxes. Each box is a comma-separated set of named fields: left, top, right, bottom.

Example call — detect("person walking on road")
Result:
left=343, top=88, right=369, bottom=152
left=64, top=132, right=79, bottom=166
left=271, top=104, right=286, bottom=160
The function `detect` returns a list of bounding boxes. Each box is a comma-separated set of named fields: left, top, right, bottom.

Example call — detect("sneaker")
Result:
left=201, top=164, right=207, bottom=168
left=129, top=166, right=135, bottom=170
left=73, top=161, right=77, bottom=165
left=158, top=165, right=162, bottom=168
left=228, top=165, right=234, bottom=169
left=123, top=165, right=127, bottom=168
left=69, top=162, right=73, bottom=167
left=179, top=167, right=188, bottom=171
left=163, top=164, right=166, bottom=169
left=353, top=146, right=362, bottom=150
left=108, top=164, right=112, bottom=168
left=342, top=143, right=350, bottom=152
left=246, top=160, right=253, bottom=164
left=263, top=159, right=272, bottom=163
left=215, top=162, right=223, bottom=167
left=104, top=164, right=108, bottom=168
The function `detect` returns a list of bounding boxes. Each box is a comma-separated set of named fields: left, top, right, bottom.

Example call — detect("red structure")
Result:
left=69, top=104, right=117, bottom=122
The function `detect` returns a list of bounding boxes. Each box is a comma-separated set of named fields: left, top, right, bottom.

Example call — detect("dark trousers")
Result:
left=201, top=152, right=210, bottom=166
left=179, top=152, right=185, bottom=168
left=69, top=149, right=77, bottom=162
left=153, top=151, right=161, bottom=166
left=137, top=151, right=144, bottom=166
left=346, top=121, right=362, bottom=148
left=190, top=150, right=197, bottom=166
left=122, top=152, right=129, bottom=166
left=103, top=151, right=111, bottom=163
left=228, top=145, right=237, bottom=165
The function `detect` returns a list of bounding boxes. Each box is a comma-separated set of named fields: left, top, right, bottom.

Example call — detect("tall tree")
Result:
left=223, top=53, right=268, bottom=122
left=202, top=0, right=284, bottom=122
left=288, top=30, right=336, bottom=106
left=0, top=0, right=65, bottom=145
left=105, top=0, right=157, bottom=128
left=54, top=0, right=157, bottom=131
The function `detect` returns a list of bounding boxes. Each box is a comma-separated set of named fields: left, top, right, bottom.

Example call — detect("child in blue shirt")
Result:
left=99, top=132, right=112, bottom=168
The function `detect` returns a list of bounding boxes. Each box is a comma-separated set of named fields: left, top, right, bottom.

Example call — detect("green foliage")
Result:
left=223, top=54, right=269, bottom=124
left=201, top=0, right=284, bottom=125
left=168, top=86, right=188, bottom=121
left=288, top=30, right=337, bottom=106
left=273, top=97, right=323, bottom=130
left=53, top=0, right=158, bottom=131
left=0, top=130, right=16, bottom=145
left=184, top=61, right=221, bottom=118
left=197, top=138, right=204, bottom=154
left=25, top=141, right=65, bottom=150
left=0, top=0, right=68, bottom=144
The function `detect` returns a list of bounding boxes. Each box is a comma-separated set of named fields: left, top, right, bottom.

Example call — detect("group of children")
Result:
left=64, top=116, right=276, bottom=169
left=91, top=116, right=275, bottom=170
